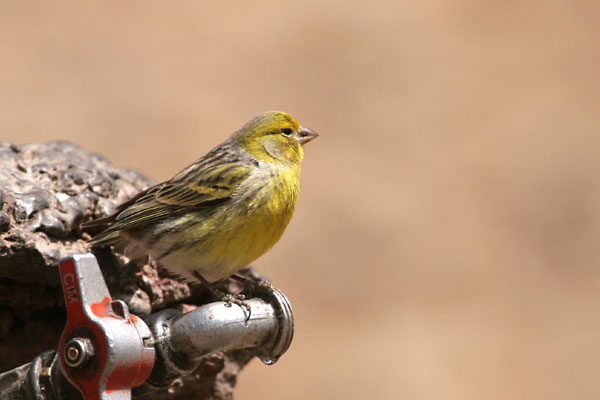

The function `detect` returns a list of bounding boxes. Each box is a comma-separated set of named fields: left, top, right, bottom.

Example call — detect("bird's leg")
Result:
left=193, top=271, right=251, bottom=320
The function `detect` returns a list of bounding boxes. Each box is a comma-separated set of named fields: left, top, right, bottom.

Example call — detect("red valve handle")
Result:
left=58, top=254, right=155, bottom=400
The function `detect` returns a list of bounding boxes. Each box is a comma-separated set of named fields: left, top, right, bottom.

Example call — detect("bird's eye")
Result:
left=281, top=128, right=293, bottom=136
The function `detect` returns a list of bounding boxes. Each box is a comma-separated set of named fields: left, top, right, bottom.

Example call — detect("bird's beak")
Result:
left=298, top=126, right=319, bottom=145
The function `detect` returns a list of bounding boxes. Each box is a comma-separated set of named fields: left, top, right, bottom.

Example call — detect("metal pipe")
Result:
left=169, top=297, right=277, bottom=360
left=0, top=351, right=84, bottom=400
left=142, top=285, right=294, bottom=388
left=1, top=253, right=295, bottom=399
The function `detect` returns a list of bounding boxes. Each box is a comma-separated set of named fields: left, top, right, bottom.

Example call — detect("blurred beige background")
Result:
left=1, top=1, right=599, bottom=399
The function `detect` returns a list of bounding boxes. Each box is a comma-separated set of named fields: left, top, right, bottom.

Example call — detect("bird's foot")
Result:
left=256, top=279, right=273, bottom=289
left=222, top=292, right=252, bottom=318
left=193, top=271, right=252, bottom=321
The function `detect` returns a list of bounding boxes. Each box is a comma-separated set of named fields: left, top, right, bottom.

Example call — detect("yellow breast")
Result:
left=182, top=163, right=300, bottom=281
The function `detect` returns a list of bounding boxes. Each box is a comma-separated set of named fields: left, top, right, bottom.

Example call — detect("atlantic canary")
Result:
left=84, top=111, right=318, bottom=285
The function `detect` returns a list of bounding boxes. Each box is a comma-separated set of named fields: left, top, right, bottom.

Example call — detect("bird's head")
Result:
left=233, top=111, right=318, bottom=165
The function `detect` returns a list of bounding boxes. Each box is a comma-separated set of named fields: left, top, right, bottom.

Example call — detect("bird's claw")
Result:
left=193, top=270, right=252, bottom=321
left=222, top=293, right=252, bottom=321
left=256, top=279, right=272, bottom=289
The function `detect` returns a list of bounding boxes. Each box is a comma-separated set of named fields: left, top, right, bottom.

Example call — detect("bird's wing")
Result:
left=107, top=162, right=253, bottom=228
left=155, top=162, right=253, bottom=206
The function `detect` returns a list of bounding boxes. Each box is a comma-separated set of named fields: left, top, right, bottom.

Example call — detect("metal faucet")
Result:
left=0, top=254, right=294, bottom=399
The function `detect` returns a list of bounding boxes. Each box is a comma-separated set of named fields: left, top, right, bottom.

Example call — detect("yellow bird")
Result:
left=84, top=111, right=318, bottom=286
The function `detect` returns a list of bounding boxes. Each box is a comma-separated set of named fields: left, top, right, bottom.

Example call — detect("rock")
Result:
left=0, top=141, right=149, bottom=284
left=0, top=141, right=254, bottom=399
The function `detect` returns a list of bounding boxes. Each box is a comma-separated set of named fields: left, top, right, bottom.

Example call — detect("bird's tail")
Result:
left=88, top=229, right=121, bottom=247
left=81, top=214, right=116, bottom=229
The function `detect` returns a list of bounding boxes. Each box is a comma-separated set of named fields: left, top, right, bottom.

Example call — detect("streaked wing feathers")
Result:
left=156, top=163, right=252, bottom=206
left=88, top=161, right=253, bottom=239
